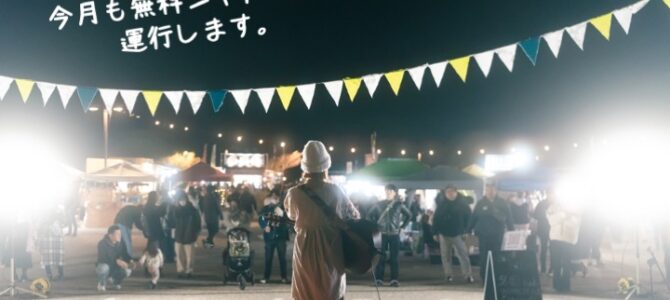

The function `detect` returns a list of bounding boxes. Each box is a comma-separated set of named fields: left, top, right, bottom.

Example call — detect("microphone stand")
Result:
left=0, top=219, right=48, bottom=298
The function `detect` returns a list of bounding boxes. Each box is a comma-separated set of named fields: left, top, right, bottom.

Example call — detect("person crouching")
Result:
left=96, top=225, right=133, bottom=292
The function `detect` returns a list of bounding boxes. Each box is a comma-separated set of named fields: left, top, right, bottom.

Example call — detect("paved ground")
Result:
left=1, top=228, right=669, bottom=299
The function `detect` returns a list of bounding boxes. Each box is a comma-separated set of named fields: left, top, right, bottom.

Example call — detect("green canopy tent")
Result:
left=388, top=165, right=483, bottom=190
left=348, top=158, right=429, bottom=183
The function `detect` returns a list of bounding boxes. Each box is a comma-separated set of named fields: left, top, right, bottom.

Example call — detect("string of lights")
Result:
left=88, top=105, right=592, bottom=161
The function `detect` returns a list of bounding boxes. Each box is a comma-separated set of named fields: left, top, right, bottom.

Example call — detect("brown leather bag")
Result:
left=298, top=185, right=380, bottom=274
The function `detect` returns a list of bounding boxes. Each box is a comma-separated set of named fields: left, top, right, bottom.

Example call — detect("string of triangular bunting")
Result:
left=0, top=0, right=654, bottom=116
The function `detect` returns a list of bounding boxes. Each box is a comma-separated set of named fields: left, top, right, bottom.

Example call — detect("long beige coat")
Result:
left=285, top=180, right=360, bottom=300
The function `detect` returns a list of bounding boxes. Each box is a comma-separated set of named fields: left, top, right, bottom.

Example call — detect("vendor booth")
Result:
left=83, top=162, right=157, bottom=228
left=176, top=161, right=233, bottom=182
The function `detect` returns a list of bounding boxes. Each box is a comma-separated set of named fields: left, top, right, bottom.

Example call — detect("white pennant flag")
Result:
left=120, top=90, right=140, bottom=113
left=0, top=76, right=13, bottom=101
left=99, top=89, right=119, bottom=112
left=164, top=91, right=185, bottom=113
left=495, top=44, right=517, bottom=72
left=407, top=65, right=427, bottom=90
left=613, top=7, right=634, bottom=35
left=297, top=84, right=316, bottom=110
left=428, top=61, right=448, bottom=87
left=230, top=89, right=252, bottom=114
left=542, top=29, right=564, bottom=58
left=630, top=0, right=650, bottom=14
left=323, top=80, right=343, bottom=106
left=185, top=91, right=206, bottom=113
left=57, top=84, right=76, bottom=108
left=473, top=51, right=495, bottom=77
left=254, top=88, right=275, bottom=113
left=362, top=74, right=383, bottom=98
left=566, top=22, right=587, bottom=50
left=36, top=82, right=56, bottom=106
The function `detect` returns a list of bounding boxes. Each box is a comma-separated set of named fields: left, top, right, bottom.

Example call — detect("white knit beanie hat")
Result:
left=301, top=141, right=332, bottom=174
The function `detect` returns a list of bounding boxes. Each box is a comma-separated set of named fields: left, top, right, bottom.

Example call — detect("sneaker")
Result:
left=260, top=279, right=268, bottom=284
left=375, top=280, right=384, bottom=287
left=281, top=278, right=289, bottom=284
left=97, top=283, right=106, bottom=292
left=113, top=284, right=122, bottom=290
left=445, top=276, right=454, bottom=283
left=389, top=280, right=400, bottom=287
left=148, top=283, right=157, bottom=289
left=466, top=276, right=475, bottom=283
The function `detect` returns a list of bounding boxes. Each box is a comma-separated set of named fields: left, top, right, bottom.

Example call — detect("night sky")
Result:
left=1, top=0, right=669, bottom=170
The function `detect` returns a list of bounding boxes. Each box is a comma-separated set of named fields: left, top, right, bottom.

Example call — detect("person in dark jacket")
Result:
left=239, top=187, right=258, bottom=215
left=160, top=189, right=176, bottom=264
left=172, top=191, right=201, bottom=278
left=533, top=197, right=552, bottom=273
left=509, top=192, right=531, bottom=227
left=467, top=182, right=514, bottom=281
left=368, top=184, right=412, bottom=287
left=432, top=185, right=474, bottom=283
left=114, top=203, right=145, bottom=259
left=199, top=185, right=223, bottom=248
left=258, top=190, right=290, bottom=284
left=142, top=191, right=166, bottom=250
left=96, top=225, right=133, bottom=292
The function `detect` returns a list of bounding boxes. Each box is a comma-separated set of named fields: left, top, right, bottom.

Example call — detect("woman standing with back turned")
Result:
left=284, top=141, right=360, bottom=300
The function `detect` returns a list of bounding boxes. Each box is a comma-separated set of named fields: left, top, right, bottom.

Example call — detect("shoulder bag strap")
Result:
left=298, top=185, right=348, bottom=230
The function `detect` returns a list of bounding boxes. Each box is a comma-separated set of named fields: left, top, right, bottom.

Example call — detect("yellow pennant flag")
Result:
left=343, top=78, right=362, bottom=102
left=590, top=13, right=612, bottom=40
left=276, top=86, right=296, bottom=111
left=384, top=70, right=405, bottom=96
left=450, top=56, right=471, bottom=83
left=142, top=91, right=163, bottom=116
left=15, top=79, right=35, bottom=103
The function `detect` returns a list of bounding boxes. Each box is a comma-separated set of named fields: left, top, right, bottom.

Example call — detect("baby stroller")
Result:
left=222, top=227, right=255, bottom=290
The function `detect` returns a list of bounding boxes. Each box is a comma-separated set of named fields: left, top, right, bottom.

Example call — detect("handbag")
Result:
left=298, top=185, right=380, bottom=274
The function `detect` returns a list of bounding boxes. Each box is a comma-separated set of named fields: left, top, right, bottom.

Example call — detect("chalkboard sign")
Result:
left=484, top=251, right=542, bottom=300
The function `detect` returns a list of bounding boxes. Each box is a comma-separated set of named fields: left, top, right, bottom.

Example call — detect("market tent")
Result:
left=462, top=164, right=493, bottom=179
left=494, top=167, right=556, bottom=191
left=86, top=162, right=156, bottom=182
left=176, top=162, right=233, bottom=182
left=389, top=165, right=483, bottom=190
left=349, top=158, right=429, bottom=182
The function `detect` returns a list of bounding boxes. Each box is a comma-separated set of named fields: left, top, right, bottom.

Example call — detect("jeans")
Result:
left=117, top=224, right=133, bottom=258
left=96, top=263, right=131, bottom=286
left=438, top=234, right=472, bottom=278
left=66, top=212, right=77, bottom=236
left=551, top=240, right=573, bottom=292
left=477, top=233, right=503, bottom=281
left=175, top=242, right=194, bottom=274
left=162, top=234, right=176, bottom=263
left=374, top=234, right=400, bottom=281
left=206, top=221, right=219, bottom=244
left=263, top=240, right=288, bottom=280
left=538, top=232, right=550, bottom=273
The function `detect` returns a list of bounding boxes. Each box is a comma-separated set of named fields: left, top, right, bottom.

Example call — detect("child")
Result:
left=139, top=242, right=164, bottom=289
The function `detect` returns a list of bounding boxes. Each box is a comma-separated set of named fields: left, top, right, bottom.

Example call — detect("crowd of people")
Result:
left=4, top=141, right=670, bottom=300
left=348, top=180, right=612, bottom=294
left=93, top=183, right=277, bottom=291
